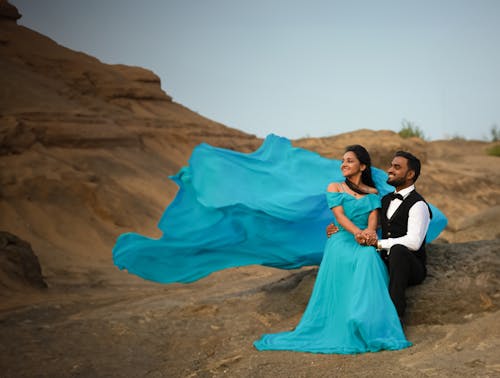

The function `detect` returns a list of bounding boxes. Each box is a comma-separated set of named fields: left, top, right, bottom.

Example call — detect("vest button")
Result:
left=388, top=232, right=392, bottom=236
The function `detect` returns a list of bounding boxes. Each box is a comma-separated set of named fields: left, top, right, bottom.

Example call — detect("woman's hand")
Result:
left=355, top=232, right=366, bottom=245
left=361, top=229, right=377, bottom=246
left=354, top=229, right=377, bottom=246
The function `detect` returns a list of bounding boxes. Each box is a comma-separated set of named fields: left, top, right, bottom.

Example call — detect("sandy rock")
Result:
left=407, top=240, right=499, bottom=324
left=0, top=16, right=261, bottom=293
left=295, top=129, right=428, bottom=168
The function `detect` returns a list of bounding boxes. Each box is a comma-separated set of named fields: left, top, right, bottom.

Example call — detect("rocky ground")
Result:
left=0, top=240, right=498, bottom=377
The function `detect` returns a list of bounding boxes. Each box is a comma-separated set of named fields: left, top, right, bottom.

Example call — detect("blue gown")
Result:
left=254, top=192, right=411, bottom=353
left=112, top=134, right=447, bottom=353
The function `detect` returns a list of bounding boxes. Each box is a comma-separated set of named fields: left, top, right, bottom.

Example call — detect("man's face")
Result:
left=386, top=156, right=413, bottom=188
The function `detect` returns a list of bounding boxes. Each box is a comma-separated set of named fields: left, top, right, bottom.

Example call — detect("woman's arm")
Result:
left=331, top=206, right=363, bottom=236
left=361, top=209, right=379, bottom=245
left=366, top=209, right=379, bottom=232
left=327, top=182, right=363, bottom=236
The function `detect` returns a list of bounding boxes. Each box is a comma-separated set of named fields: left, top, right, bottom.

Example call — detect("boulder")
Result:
left=407, top=240, right=499, bottom=325
left=0, top=231, right=47, bottom=290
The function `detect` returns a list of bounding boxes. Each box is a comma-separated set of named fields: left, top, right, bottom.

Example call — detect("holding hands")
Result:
left=355, top=229, right=378, bottom=246
left=327, top=224, right=378, bottom=247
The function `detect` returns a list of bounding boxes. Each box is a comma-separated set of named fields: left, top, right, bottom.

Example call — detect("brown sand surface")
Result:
left=1, top=3, right=499, bottom=377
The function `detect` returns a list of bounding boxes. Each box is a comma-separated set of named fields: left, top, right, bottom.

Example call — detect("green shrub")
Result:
left=486, top=144, right=500, bottom=157
left=490, top=124, right=499, bottom=142
left=398, top=119, right=425, bottom=140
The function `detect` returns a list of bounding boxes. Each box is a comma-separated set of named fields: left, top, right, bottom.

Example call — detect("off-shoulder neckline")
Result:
left=327, top=191, right=378, bottom=201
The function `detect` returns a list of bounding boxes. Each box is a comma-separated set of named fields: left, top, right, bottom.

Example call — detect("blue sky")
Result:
left=13, top=0, right=500, bottom=140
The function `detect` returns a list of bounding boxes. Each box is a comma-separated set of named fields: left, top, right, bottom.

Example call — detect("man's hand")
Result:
left=326, top=223, right=339, bottom=238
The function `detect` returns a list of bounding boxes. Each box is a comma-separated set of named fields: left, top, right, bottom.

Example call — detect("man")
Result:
left=328, top=151, right=431, bottom=321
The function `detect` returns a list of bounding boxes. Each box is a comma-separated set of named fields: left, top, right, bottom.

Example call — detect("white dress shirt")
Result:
left=379, top=185, right=431, bottom=252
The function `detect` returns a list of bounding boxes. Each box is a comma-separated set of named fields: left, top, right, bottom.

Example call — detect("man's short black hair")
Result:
left=394, top=151, right=421, bottom=182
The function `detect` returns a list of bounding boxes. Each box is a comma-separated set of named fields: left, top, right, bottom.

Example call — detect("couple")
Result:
left=254, top=145, right=430, bottom=353
left=113, top=135, right=445, bottom=354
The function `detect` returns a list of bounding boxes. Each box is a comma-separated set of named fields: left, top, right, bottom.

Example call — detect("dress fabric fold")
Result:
left=112, top=134, right=447, bottom=285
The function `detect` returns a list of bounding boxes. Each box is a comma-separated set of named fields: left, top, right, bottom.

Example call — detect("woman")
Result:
left=254, top=145, right=410, bottom=353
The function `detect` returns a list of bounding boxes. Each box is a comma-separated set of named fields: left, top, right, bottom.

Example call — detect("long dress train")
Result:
left=253, top=192, right=410, bottom=353
left=112, top=134, right=447, bottom=284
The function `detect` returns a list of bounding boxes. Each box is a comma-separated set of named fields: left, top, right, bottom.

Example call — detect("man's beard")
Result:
left=386, top=177, right=406, bottom=187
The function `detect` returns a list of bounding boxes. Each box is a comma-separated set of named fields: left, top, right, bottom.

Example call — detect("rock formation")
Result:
left=0, top=0, right=21, bottom=22
left=0, top=1, right=260, bottom=289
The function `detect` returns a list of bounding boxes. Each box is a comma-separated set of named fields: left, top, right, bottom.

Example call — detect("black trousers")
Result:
left=381, top=244, right=426, bottom=318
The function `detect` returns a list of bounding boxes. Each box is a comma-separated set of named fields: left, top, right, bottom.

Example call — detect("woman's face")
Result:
left=341, top=151, right=364, bottom=178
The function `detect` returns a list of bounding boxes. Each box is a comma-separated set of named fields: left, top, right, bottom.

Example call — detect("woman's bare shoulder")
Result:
left=327, top=182, right=343, bottom=193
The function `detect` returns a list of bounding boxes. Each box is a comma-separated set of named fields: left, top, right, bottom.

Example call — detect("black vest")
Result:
left=381, top=190, right=432, bottom=265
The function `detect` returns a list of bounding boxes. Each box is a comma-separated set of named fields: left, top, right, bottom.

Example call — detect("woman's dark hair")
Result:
left=345, top=144, right=376, bottom=188
left=394, top=150, right=421, bottom=182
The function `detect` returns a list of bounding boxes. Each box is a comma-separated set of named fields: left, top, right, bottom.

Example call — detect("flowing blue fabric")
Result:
left=254, top=192, right=411, bottom=353
left=113, top=134, right=447, bottom=284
